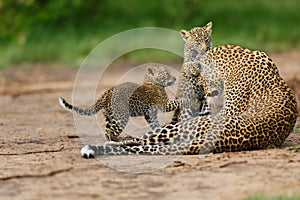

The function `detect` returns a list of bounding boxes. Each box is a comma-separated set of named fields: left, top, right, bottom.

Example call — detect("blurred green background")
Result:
left=1, top=0, right=300, bottom=68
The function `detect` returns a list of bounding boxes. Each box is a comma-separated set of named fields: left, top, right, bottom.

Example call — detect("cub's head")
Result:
left=181, top=62, right=200, bottom=78
left=145, top=66, right=176, bottom=87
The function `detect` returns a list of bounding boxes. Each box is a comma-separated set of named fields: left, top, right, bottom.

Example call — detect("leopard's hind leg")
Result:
left=104, top=118, right=122, bottom=141
left=104, top=114, right=129, bottom=141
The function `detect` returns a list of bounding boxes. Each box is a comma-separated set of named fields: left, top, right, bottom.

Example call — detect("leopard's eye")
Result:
left=194, top=42, right=201, bottom=47
left=205, top=37, right=210, bottom=43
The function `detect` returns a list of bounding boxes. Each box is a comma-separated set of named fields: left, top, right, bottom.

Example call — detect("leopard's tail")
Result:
left=59, top=97, right=102, bottom=116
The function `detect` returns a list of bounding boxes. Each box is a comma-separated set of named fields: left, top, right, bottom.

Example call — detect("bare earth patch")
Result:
left=0, top=52, right=299, bottom=200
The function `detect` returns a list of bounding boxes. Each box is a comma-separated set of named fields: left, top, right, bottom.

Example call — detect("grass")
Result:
left=1, top=0, right=300, bottom=68
left=0, top=26, right=184, bottom=69
left=246, top=193, right=300, bottom=200
left=288, top=145, right=300, bottom=152
left=293, top=123, right=300, bottom=133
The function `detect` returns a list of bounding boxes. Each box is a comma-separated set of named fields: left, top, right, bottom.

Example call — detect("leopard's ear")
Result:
left=147, top=66, right=157, bottom=76
left=180, top=29, right=189, bottom=41
left=204, top=21, right=213, bottom=35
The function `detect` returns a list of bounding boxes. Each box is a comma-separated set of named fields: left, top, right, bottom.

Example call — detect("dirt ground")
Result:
left=0, top=51, right=300, bottom=200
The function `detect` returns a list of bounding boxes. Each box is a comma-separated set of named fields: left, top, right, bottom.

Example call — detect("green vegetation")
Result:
left=1, top=0, right=300, bottom=68
left=246, top=193, right=300, bottom=200
left=288, top=145, right=300, bottom=152
left=293, top=123, right=300, bottom=133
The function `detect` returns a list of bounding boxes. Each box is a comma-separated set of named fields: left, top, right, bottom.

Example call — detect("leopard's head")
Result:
left=145, top=65, right=176, bottom=87
left=180, top=22, right=223, bottom=98
left=180, top=22, right=212, bottom=62
left=181, top=62, right=200, bottom=78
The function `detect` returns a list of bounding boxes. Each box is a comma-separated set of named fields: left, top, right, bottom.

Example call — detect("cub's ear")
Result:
left=180, top=30, right=189, bottom=41
left=147, top=66, right=157, bottom=76
left=204, top=21, right=213, bottom=35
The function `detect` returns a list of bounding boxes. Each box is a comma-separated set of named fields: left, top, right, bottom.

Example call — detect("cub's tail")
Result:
left=59, top=97, right=100, bottom=116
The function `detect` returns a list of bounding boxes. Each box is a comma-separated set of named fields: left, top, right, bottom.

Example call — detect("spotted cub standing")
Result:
left=171, top=53, right=211, bottom=124
left=59, top=65, right=179, bottom=141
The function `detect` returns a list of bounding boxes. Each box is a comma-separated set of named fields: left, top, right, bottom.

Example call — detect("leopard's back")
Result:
left=207, top=45, right=297, bottom=150
left=210, top=45, right=297, bottom=118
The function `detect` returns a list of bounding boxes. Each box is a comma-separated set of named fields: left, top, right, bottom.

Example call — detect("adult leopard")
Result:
left=81, top=22, right=297, bottom=157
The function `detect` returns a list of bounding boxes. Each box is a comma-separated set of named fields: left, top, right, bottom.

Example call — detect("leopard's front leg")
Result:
left=144, top=108, right=160, bottom=129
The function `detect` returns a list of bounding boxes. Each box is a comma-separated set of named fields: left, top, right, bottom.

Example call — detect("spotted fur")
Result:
left=81, top=22, right=297, bottom=157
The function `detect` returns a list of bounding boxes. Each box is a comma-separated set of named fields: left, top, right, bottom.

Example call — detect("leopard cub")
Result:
left=59, top=65, right=179, bottom=141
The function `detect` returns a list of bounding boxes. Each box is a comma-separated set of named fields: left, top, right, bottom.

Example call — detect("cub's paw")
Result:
left=81, top=145, right=96, bottom=158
